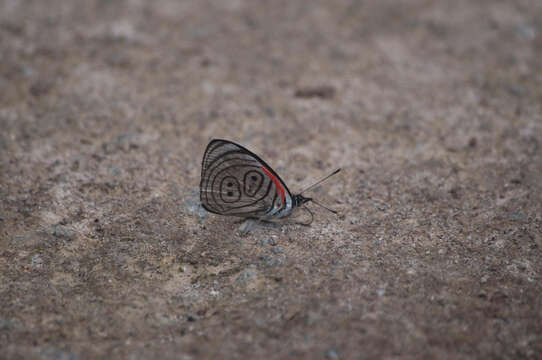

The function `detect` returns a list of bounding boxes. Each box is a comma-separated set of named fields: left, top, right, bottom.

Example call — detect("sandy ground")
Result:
left=1, top=0, right=541, bottom=359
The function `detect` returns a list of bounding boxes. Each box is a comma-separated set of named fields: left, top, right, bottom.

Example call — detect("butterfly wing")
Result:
left=200, top=139, right=293, bottom=218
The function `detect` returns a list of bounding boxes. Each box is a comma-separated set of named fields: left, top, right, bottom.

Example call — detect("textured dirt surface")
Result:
left=1, top=0, right=542, bottom=359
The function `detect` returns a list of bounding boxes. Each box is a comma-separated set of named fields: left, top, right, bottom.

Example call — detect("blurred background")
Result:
left=1, top=0, right=541, bottom=358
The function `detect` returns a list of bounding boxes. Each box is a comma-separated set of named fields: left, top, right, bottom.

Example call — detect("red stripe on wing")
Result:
left=260, top=166, right=285, bottom=205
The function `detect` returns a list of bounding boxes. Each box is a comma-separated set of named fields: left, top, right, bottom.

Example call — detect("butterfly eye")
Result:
left=227, top=182, right=233, bottom=187
left=251, top=175, right=258, bottom=181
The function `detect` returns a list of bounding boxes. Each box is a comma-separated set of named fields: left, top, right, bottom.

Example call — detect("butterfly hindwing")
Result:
left=200, top=139, right=292, bottom=217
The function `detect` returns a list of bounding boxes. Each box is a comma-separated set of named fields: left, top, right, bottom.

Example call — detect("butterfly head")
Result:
left=293, top=194, right=312, bottom=207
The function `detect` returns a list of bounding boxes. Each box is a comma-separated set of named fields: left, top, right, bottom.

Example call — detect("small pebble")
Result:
left=31, top=255, right=43, bottom=269
left=260, top=255, right=283, bottom=267
left=326, top=349, right=339, bottom=359
left=0, top=318, right=12, bottom=330
left=184, top=191, right=207, bottom=219
left=236, top=267, right=257, bottom=284
left=295, top=85, right=336, bottom=99
left=40, top=347, right=79, bottom=360
left=271, top=247, right=283, bottom=254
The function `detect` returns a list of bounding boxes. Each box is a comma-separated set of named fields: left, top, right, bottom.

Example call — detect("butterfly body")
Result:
left=200, top=139, right=338, bottom=224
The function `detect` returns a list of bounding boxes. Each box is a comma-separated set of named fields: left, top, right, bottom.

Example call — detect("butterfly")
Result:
left=199, top=139, right=340, bottom=225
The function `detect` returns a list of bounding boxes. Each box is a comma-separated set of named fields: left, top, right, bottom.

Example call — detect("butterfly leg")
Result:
left=278, top=206, right=313, bottom=227
left=295, top=205, right=314, bottom=226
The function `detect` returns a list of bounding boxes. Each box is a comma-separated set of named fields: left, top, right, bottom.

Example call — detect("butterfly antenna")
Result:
left=300, top=168, right=341, bottom=194
left=310, top=198, right=338, bottom=215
